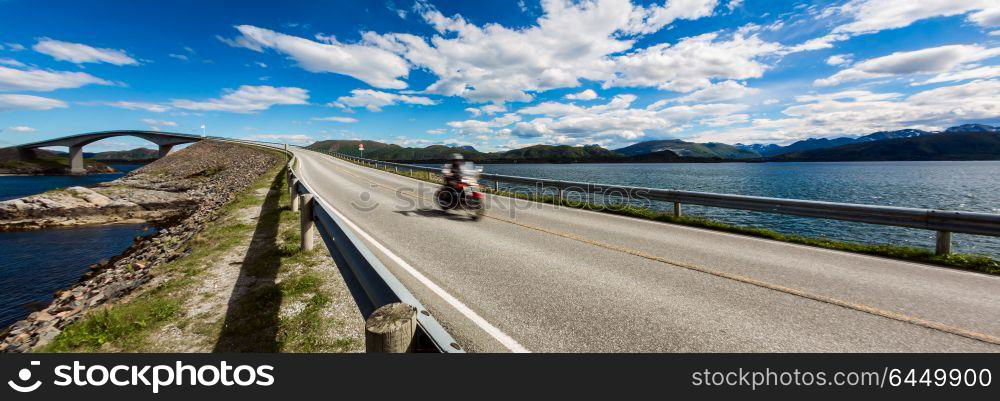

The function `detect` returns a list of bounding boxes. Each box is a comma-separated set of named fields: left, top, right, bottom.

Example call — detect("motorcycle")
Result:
left=435, top=163, right=485, bottom=220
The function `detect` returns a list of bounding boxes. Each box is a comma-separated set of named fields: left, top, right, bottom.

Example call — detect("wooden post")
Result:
left=300, top=194, right=315, bottom=251
left=365, top=303, right=418, bottom=353
left=673, top=202, right=682, bottom=217
left=935, top=230, right=952, bottom=256
left=290, top=178, right=300, bottom=212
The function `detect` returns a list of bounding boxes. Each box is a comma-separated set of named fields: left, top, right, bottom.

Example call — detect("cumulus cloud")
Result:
left=565, top=89, right=599, bottom=100
left=100, top=101, right=172, bottom=113
left=171, top=85, right=309, bottom=113
left=916, top=65, right=1000, bottom=85
left=815, top=44, right=1000, bottom=86
left=0, top=94, right=68, bottom=111
left=674, top=80, right=758, bottom=102
left=141, top=118, right=177, bottom=128
left=242, top=134, right=315, bottom=145
left=443, top=93, right=748, bottom=146
left=7, top=125, right=36, bottom=132
left=0, top=58, right=25, bottom=67
left=33, top=38, right=138, bottom=65
left=825, top=54, right=853, bottom=66
left=220, top=25, right=410, bottom=89
left=330, top=89, right=436, bottom=112
left=365, top=0, right=721, bottom=104
left=312, top=116, right=358, bottom=123
left=832, top=0, right=996, bottom=35
left=0, top=65, right=112, bottom=91
left=693, top=79, right=1000, bottom=144
left=606, top=32, right=781, bottom=92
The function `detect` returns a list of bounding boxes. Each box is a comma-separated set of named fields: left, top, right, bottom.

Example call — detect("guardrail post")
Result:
left=365, top=303, right=417, bottom=353
left=300, top=194, right=315, bottom=251
left=935, top=231, right=952, bottom=256
left=290, top=178, right=300, bottom=212
left=494, top=180, right=500, bottom=192
left=673, top=202, right=682, bottom=217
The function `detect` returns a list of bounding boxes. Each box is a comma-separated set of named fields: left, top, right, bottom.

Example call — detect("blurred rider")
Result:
left=444, top=153, right=465, bottom=188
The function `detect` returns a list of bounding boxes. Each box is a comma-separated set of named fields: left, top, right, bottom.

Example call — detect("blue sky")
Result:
left=1, top=0, right=998, bottom=151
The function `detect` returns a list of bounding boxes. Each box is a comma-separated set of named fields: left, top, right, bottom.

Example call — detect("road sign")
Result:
left=359, top=144, right=364, bottom=151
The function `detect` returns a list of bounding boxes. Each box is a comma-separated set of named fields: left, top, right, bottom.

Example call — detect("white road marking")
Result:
left=297, top=154, right=531, bottom=353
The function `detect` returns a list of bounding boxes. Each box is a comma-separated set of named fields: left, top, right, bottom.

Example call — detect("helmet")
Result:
left=451, top=153, right=464, bottom=160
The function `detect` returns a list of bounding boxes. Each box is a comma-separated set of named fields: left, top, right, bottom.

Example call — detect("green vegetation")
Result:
left=344, top=155, right=1000, bottom=276
left=615, top=139, right=759, bottom=159
left=43, top=154, right=360, bottom=352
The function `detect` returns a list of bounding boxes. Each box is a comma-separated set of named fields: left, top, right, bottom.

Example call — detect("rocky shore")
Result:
left=0, top=141, right=285, bottom=352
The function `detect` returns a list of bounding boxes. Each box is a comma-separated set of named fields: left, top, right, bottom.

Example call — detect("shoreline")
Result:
left=0, top=141, right=286, bottom=352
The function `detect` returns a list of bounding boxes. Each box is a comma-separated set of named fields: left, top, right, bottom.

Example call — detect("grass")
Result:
left=41, top=151, right=361, bottom=352
left=336, top=153, right=1000, bottom=276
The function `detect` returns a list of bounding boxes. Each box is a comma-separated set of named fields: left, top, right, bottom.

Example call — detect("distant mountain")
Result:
left=945, top=124, right=1000, bottom=133
left=492, top=144, right=620, bottom=162
left=306, top=140, right=401, bottom=156
left=769, top=131, right=1000, bottom=162
left=737, top=124, right=995, bottom=157
left=615, top=139, right=758, bottom=159
left=92, top=147, right=159, bottom=161
left=0, top=147, right=114, bottom=174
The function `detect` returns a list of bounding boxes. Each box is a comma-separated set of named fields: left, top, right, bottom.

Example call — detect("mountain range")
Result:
left=306, top=124, right=1000, bottom=163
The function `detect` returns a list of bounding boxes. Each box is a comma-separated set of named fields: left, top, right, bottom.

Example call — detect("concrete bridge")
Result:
left=17, top=130, right=204, bottom=174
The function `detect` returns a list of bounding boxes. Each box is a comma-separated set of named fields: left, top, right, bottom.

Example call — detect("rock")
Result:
left=36, top=329, right=61, bottom=344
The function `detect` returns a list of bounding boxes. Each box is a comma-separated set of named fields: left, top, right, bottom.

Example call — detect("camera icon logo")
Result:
left=7, top=361, right=41, bottom=393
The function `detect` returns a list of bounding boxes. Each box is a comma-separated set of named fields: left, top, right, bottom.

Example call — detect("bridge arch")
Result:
left=17, top=130, right=204, bottom=174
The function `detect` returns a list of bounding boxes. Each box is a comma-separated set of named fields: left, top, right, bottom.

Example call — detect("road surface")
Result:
left=291, top=147, right=1000, bottom=352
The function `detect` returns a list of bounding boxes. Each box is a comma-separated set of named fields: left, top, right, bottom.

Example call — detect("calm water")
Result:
left=0, top=163, right=145, bottom=201
left=479, top=161, right=1000, bottom=257
left=0, top=163, right=151, bottom=328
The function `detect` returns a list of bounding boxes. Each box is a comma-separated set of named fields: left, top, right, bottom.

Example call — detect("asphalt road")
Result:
left=291, top=148, right=1000, bottom=352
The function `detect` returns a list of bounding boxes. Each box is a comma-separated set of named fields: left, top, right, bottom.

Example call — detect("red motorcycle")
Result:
left=435, top=164, right=485, bottom=220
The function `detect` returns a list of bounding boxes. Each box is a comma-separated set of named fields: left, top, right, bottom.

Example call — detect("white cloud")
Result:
left=725, top=0, right=743, bottom=12
left=331, top=89, right=435, bottom=112
left=220, top=25, right=410, bottom=89
left=7, top=125, right=36, bottom=132
left=100, top=101, right=172, bottom=113
left=565, top=89, right=599, bottom=100
left=832, top=0, right=996, bottom=35
left=694, top=79, right=1000, bottom=144
left=825, top=54, right=853, bottom=66
left=4, top=43, right=25, bottom=51
left=674, top=80, right=758, bottom=102
left=0, top=94, right=68, bottom=111
left=168, top=53, right=189, bottom=61
left=171, top=85, right=309, bottom=113
left=242, top=134, right=315, bottom=145
left=312, top=116, right=358, bottom=123
left=366, top=0, right=720, bottom=104
left=0, top=65, right=112, bottom=91
left=815, top=44, right=1000, bottom=86
left=141, top=118, right=177, bottom=127
left=606, top=32, right=781, bottom=92
left=916, top=65, right=1000, bottom=85
left=762, top=98, right=779, bottom=105
left=33, top=38, right=138, bottom=65
left=0, top=58, right=25, bottom=67
left=969, top=7, right=1000, bottom=27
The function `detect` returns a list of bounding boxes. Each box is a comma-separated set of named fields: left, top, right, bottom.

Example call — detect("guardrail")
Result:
left=284, top=154, right=464, bottom=353
left=329, top=152, right=1000, bottom=256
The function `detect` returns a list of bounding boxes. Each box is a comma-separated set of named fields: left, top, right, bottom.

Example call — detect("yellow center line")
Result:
left=325, top=155, right=1000, bottom=347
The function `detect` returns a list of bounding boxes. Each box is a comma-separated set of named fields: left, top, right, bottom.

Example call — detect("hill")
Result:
left=92, top=147, right=159, bottom=161
left=615, top=139, right=758, bottom=159
left=769, top=131, right=1000, bottom=162
left=0, top=147, right=115, bottom=174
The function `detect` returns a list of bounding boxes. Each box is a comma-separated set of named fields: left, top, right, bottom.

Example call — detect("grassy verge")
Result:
left=43, top=156, right=362, bottom=352
left=338, top=154, right=1000, bottom=275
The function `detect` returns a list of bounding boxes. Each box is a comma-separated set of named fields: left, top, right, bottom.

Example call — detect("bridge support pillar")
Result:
left=158, top=144, right=174, bottom=158
left=69, top=145, right=85, bottom=175
left=300, top=194, right=315, bottom=251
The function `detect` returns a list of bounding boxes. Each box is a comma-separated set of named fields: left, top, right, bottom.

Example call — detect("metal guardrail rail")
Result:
left=283, top=153, right=464, bottom=353
left=330, top=152, right=1000, bottom=256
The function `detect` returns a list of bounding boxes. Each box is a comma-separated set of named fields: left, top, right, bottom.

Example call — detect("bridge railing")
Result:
left=328, top=152, right=1000, bottom=256
left=284, top=154, right=464, bottom=353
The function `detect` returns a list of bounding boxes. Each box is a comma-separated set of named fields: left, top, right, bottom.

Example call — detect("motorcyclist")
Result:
left=444, top=153, right=465, bottom=189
